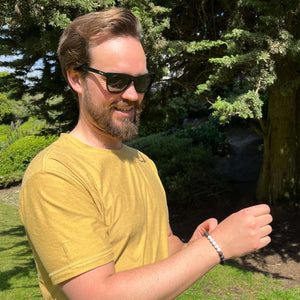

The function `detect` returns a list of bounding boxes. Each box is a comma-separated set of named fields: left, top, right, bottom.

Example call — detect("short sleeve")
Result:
left=20, top=170, right=114, bottom=285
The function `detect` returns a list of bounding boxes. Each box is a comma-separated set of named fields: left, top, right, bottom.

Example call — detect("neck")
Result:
left=69, top=121, right=123, bottom=150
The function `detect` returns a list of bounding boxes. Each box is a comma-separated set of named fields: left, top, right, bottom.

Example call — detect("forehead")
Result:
left=89, top=36, right=147, bottom=74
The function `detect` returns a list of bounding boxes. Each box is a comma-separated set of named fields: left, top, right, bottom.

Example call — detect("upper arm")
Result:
left=21, top=172, right=114, bottom=285
left=60, top=261, right=116, bottom=300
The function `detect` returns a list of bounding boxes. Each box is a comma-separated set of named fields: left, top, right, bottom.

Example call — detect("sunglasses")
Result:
left=79, top=65, right=155, bottom=94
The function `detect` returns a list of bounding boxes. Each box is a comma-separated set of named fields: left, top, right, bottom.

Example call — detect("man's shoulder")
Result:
left=122, top=144, right=150, bottom=160
left=23, top=134, right=78, bottom=175
left=122, top=144, right=158, bottom=172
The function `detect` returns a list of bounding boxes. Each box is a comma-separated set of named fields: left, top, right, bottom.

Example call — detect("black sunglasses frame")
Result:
left=79, top=65, right=155, bottom=94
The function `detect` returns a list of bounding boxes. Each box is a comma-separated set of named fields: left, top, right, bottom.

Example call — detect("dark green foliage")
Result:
left=196, top=0, right=300, bottom=124
left=128, top=131, right=226, bottom=207
left=0, top=135, right=57, bottom=187
left=174, top=118, right=230, bottom=155
left=129, top=132, right=193, bottom=162
left=139, top=90, right=209, bottom=137
left=0, top=92, right=15, bottom=124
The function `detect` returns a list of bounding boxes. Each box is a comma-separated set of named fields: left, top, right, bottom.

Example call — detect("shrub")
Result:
left=0, top=93, right=14, bottom=123
left=139, top=90, right=209, bottom=137
left=19, top=117, right=46, bottom=134
left=0, top=135, right=57, bottom=188
left=174, top=118, right=230, bottom=155
left=128, top=132, right=225, bottom=208
left=128, top=132, right=193, bottom=163
left=0, top=124, right=10, bottom=150
left=0, top=124, right=10, bottom=135
left=6, top=118, right=48, bottom=146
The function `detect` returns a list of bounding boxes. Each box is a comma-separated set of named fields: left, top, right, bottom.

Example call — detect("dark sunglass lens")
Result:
left=135, top=74, right=152, bottom=93
left=107, top=74, right=130, bottom=93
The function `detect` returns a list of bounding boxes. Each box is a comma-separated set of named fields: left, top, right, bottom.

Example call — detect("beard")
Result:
left=82, top=84, right=142, bottom=141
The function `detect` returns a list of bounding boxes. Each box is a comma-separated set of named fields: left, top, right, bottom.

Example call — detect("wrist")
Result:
left=204, top=232, right=225, bottom=265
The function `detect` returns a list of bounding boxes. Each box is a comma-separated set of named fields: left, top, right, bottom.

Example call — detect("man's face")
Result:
left=80, top=36, right=147, bottom=141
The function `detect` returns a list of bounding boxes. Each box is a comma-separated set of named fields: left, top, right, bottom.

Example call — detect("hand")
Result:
left=189, top=218, right=218, bottom=243
left=210, top=204, right=272, bottom=259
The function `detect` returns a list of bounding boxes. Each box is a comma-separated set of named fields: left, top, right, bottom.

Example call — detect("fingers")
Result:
left=243, top=204, right=271, bottom=217
left=256, top=213, right=273, bottom=228
left=244, top=206, right=273, bottom=250
left=210, top=203, right=273, bottom=259
left=259, top=235, right=272, bottom=248
left=259, top=224, right=272, bottom=237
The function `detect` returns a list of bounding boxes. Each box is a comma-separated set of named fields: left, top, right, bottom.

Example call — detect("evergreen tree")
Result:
left=195, top=0, right=300, bottom=204
left=0, top=0, right=169, bottom=132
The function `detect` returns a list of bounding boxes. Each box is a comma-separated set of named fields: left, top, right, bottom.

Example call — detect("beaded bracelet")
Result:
left=204, top=232, right=225, bottom=265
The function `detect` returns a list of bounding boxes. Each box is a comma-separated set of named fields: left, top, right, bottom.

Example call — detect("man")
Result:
left=19, top=8, right=272, bottom=300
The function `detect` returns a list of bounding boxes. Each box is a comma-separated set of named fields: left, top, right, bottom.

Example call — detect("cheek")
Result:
left=87, top=80, right=118, bottom=105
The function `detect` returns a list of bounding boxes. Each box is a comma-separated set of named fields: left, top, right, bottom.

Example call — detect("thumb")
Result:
left=189, top=218, right=218, bottom=242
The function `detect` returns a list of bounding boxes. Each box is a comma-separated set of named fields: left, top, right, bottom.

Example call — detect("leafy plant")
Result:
left=3, top=117, right=48, bottom=147
left=174, top=118, right=230, bottom=155
left=0, top=135, right=57, bottom=188
left=139, top=91, right=209, bottom=137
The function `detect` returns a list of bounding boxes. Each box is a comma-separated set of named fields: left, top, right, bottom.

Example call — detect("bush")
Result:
left=139, top=91, right=209, bottom=137
left=0, top=124, right=10, bottom=135
left=0, top=135, right=57, bottom=188
left=128, top=132, right=193, bottom=163
left=0, top=125, right=10, bottom=150
left=6, top=117, right=48, bottom=146
left=174, top=118, right=230, bottom=155
left=128, top=132, right=225, bottom=208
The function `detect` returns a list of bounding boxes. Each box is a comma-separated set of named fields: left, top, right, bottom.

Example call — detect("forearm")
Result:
left=62, top=204, right=272, bottom=300
left=62, top=237, right=220, bottom=300
left=98, top=238, right=218, bottom=299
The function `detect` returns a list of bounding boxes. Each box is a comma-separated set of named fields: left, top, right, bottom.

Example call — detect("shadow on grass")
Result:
left=227, top=255, right=296, bottom=283
left=0, top=225, right=38, bottom=292
left=0, top=224, right=26, bottom=237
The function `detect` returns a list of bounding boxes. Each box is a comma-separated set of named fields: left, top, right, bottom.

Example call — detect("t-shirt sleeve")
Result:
left=20, top=170, right=114, bottom=285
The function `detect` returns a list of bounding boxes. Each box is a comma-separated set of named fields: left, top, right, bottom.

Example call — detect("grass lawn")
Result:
left=0, top=190, right=42, bottom=299
left=0, top=188, right=299, bottom=299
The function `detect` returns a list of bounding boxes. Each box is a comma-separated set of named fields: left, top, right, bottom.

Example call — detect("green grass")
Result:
left=177, top=265, right=300, bottom=299
left=0, top=190, right=42, bottom=299
left=0, top=188, right=299, bottom=300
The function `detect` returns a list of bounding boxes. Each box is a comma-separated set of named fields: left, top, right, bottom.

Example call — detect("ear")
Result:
left=67, top=68, right=83, bottom=94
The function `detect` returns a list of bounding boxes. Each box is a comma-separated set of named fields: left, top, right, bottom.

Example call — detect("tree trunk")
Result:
left=256, top=58, right=300, bottom=204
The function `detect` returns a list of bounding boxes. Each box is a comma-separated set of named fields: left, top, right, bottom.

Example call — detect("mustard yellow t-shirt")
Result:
left=19, top=134, right=169, bottom=300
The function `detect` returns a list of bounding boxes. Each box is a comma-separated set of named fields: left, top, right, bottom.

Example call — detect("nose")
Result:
left=121, top=81, right=141, bottom=102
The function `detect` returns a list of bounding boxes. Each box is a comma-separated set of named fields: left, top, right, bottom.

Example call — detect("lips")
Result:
left=114, top=106, right=133, bottom=112
left=110, top=100, right=141, bottom=116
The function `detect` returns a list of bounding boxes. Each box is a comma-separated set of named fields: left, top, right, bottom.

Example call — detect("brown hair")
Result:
left=57, top=8, right=142, bottom=81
